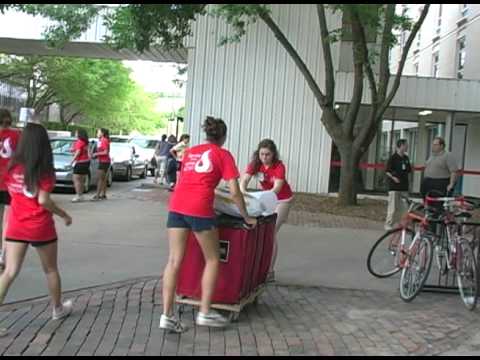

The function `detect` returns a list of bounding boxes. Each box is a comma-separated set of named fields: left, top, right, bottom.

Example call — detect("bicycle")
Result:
left=397, top=210, right=434, bottom=302
left=367, top=196, right=424, bottom=278
left=421, top=195, right=479, bottom=310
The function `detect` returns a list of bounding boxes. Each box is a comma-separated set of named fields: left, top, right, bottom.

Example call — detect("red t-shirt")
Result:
left=246, top=161, right=293, bottom=201
left=0, top=129, right=21, bottom=191
left=97, top=137, right=110, bottom=163
left=72, top=139, right=90, bottom=163
left=5, top=164, right=57, bottom=242
left=169, top=143, right=240, bottom=218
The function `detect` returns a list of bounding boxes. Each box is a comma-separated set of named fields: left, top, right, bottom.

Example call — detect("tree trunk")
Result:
left=59, top=105, right=67, bottom=125
left=337, top=144, right=361, bottom=206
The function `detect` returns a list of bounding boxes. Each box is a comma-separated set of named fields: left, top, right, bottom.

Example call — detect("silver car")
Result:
left=110, top=142, right=148, bottom=181
left=51, top=137, right=113, bottom=192
left=129, top=137, right=159, bottom=176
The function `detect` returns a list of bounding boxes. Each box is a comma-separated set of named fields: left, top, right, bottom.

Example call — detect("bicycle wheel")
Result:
left=433, top=225, right=450, bottom=275
left=399, top=236, right=433, bottom=302
left=367, top=228, right=414, bottom=278
left=456, top=239, right=479, bottom=311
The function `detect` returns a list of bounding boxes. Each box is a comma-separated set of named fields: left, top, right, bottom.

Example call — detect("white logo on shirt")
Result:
left=194, top=150, right=213, bottom=173
left=23, top=186, right=36, bottom=199
left=0, top=138, right=13, bottom=159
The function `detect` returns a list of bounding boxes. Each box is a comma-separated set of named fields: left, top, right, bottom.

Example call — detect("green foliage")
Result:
left=0, top=55, right=164, bottom=135
left=6, top=4, right=100, bottom=48
left=209, top=5, right=269, bottom=45
left=103, top=4, right=206, bottom=52
left=43, top=121, right=95, bottom=138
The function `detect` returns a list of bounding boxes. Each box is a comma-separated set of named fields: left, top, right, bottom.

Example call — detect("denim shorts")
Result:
left=167, top=212, right=217, bottom=232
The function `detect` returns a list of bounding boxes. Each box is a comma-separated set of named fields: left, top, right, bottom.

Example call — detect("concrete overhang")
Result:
left=335, top=72, right=480, bottom=114
left=0, top=37, right=188, bottom=63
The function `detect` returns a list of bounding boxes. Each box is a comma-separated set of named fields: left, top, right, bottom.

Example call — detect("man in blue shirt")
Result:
left=154, top=134, right=175, bottom=185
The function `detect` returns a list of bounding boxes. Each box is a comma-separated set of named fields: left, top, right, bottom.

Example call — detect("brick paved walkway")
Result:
left=0, top=276, right=478, bottom=356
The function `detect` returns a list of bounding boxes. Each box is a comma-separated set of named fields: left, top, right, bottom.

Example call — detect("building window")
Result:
left=457, top=36, right=466, bottom=79
left=461, top=4, right=469, bottom=17
left=432, top=51, right=440, bottom=78
left=416, top=31, right=421, bottom=49
left=437, top=5, right=443, bottom=35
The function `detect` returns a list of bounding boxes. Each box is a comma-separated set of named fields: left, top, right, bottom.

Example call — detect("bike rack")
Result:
left=422, top=222, right=480, bottom=295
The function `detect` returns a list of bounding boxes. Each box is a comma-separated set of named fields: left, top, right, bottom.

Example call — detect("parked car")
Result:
left=51, top=137, right=113, bottom=192
left=129, top=137, right=159, bottom=176
left=110, top=135, right=132, bottom=143
left=110, top=142, right=148, bottom=181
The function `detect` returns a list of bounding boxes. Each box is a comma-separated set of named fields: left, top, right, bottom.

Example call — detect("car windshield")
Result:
left=131, top=139, right=158, bottom=149
left=111, top=137, right=130, bottom=143
left=51, top=139, right=74, bottom=156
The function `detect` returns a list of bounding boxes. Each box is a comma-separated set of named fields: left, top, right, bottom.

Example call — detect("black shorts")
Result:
left=98, top=162, right=111, bottom=171
left=73, top=162, right=90, bottom=175
left=0, top=191, right=11, bottom=206
left=6, top=238, right=58, bottom=248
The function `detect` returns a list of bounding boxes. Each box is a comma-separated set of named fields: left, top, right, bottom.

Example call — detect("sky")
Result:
left=123, top=61, right=187, bottom=97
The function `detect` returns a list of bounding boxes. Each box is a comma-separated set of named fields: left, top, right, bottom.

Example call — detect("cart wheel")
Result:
left=230, top=312, right=240, bottom=322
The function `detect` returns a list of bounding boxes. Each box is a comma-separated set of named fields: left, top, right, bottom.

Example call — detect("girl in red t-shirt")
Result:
left=91, top=128, right=111, bottom=201
left=0, top=109, right=21, bottom=269
left=70, top=129, right=91, bottom=203
left=0, top=123, right=74, bottom=335
left=160, top=117, right=257, bottom=333
left=240, top=139, right=294, bottom=281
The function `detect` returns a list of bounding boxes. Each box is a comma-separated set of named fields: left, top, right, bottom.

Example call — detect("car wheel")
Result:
left=83, top=174, right=91, bottom=194
left=125, top=166, right=132, bottom=182
left=107, top=169, right=113, bottom=187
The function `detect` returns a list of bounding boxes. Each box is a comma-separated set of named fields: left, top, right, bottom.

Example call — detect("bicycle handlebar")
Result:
left=425, top=196, right=465, bottom=203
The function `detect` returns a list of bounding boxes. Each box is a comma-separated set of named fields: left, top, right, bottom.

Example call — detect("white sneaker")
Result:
left=196, top=311, right=229, bottom=328
left=464, top=296, right=476, bottom=306
left=71, top=196, right=84, bottom=203
left=159, top=314, right=187, bottom=333
left=52, top=299, right=74, bottom=321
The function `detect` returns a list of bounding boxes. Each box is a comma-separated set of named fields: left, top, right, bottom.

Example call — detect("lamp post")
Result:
left=169, top=116, right=184, bottom=140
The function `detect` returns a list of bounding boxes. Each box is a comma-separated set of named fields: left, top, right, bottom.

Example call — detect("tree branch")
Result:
left=350, top=8, right=381, bottom=150
left=352, top=9, right=378, bottom=101
left=68, top=111, right=82, bottom=123
left=317, top=4, right=335, bottom=107
left=355, top=5, right=430, bottom=151
left=258, top=10, right=327, bottom=107
left=34, top=89, right=56, bottom=113
left=378, top=4, right=395, bottom=101
left=344, top=8, right=368, bottom=140
left=379, top=4, right=430, bottom=115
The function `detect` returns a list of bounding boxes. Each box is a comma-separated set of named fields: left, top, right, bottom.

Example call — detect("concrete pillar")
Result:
left=413, top=116, right=428, bottom=193
left=445, top=112, right=455, bottom=151
left=366, top=131, right=377, bottom=191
